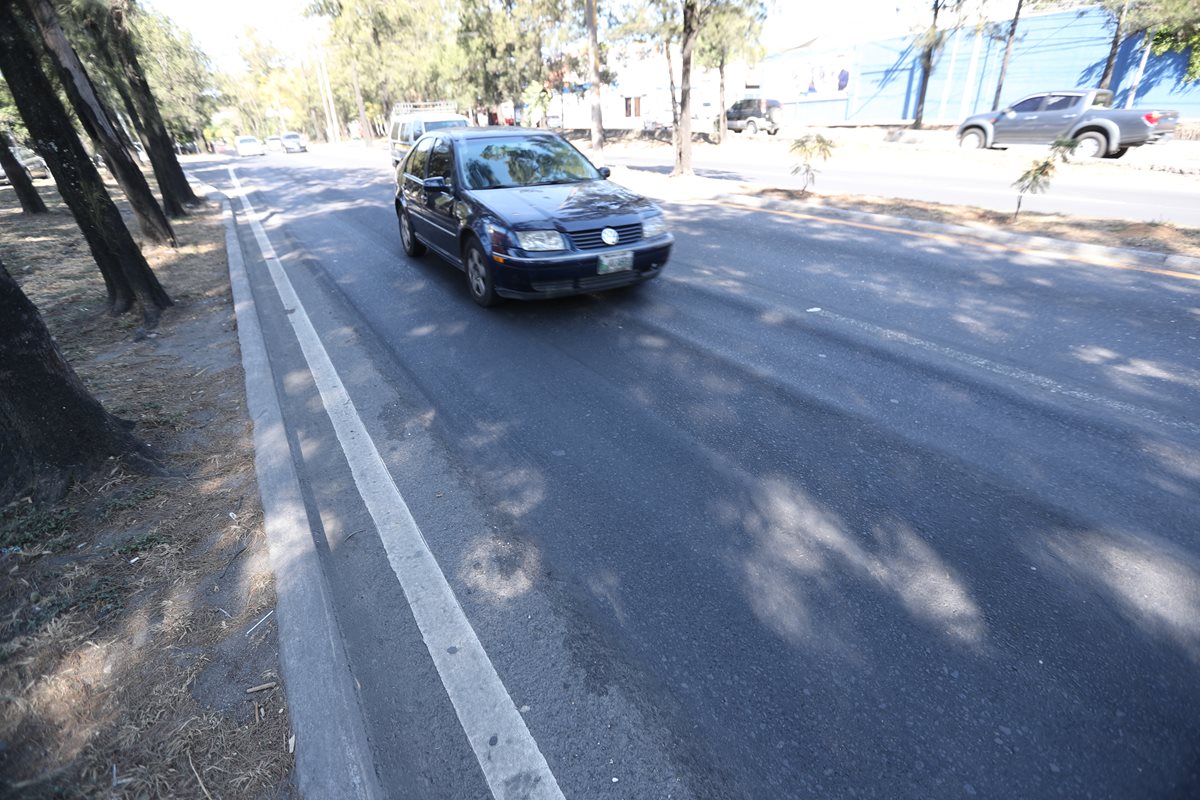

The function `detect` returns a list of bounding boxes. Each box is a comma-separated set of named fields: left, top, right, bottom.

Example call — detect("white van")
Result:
left=388, top=104, right=469, bottom=166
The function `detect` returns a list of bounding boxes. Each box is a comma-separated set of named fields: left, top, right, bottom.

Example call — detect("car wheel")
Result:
left=1074, top=131, right=1107, bottom=158
left=959, top=128, right=985, bottom=149
left=398, top=205, right=425, bottom=257
left=746, top=120, right=758, bottom=136
left=1103, top=146, right=1129, bottom=159
left=464, top=239, right=501, bottom=308
left=767, top=128, right=778, bottom=136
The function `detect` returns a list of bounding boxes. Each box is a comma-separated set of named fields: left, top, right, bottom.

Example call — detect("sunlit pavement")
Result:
left=190, top=149, right=1200, bottom=800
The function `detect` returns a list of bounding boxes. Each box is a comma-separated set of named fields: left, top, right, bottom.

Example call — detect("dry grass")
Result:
left=0, top=177, right=293, bottom=798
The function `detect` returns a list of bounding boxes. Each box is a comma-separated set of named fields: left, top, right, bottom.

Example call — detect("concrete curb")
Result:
left=720, top=192, right=1200, bottom=275
left=206, top=184, right=383, bottom=800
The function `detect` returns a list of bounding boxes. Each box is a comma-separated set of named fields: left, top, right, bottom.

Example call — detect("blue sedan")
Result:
left=394, top=128, right=673, bottom=307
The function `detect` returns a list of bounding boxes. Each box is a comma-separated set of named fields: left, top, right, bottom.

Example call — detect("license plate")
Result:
left=598, top=250, right=633, bottom=274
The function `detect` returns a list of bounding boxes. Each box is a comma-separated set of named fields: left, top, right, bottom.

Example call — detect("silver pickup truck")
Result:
left=956, top=89, right=1178, bottom=158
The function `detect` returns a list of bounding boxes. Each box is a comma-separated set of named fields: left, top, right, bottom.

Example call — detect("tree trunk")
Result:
left=912, top=0, right=942, bottom=129
left=0, top=4, right=172, bottom=327
left=673, top=0, right=699, bottom=176
left=106, top=0, right=201, bottom=213
left=98, top=67, right=184, bottom=218
left=1099, top=0, right=1129, bottom=90
left=586, top=0, right=605, bottom=158
left=1125, top=29, right=1153, bottom=107
left=0, top=255, right=159, bottom=506
left=349, top=56, right=372, bottom=142
left=992, top=0, right=1023, bottom=111
left=0, top=135, right=47, bottom=214
left=718, top=57, right=727, bottom=144
left=25, top=0, right=175, bottom=246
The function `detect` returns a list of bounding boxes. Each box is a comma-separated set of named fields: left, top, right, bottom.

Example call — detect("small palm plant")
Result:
left=1012, top=137, right=1079, bottom=220
left=790, top=134, right=835, bottom=193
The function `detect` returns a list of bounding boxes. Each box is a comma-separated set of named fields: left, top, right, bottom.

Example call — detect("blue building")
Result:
left=762, top=6, right=1198, bottom=126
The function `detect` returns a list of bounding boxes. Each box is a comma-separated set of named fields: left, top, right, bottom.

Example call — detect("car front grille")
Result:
left=531, top=270, right=648, bottom=294
left=568, top=223, right=643, bottom=250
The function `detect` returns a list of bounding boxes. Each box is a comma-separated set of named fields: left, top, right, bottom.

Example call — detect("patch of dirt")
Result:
left=754, top=188, right=1200, bottom=260
left=0, top=177, right=294, bottom=798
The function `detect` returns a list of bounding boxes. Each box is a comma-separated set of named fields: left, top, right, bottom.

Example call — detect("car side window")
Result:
left=426, top=138, right=455, bottom=187
left=399, top=122, right=412, bottom=142
left=1011, top=96, right=1044, bottom=113
left=390, top=121, right=402, bottom=141
left=407, top=137, right=433, bottom=178
left=1043, top=95, right=1079, bottom=112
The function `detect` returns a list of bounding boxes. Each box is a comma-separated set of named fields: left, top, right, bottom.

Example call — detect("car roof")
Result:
left=432, top=126, right=563, bottom=141
left=396, top=112, right=468, bottom=121
left=237, top=135, right=258, bottom=140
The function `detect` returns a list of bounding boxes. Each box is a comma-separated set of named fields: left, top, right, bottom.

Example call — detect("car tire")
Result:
left=1074, top=131, right=1107, bottom=158
left=767, top=128, right=778, bottom=136
left=464, top=238, right=501, bottom=308
left=398, top=205, right=426, bottom=257
left=959, top=128, right=985, bottom=149
left=747, top=120, right=758, bottom=136
left=1103, top=146, right=1129, bottom=159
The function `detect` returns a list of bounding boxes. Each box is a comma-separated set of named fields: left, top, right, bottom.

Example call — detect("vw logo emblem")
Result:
left=600, top=227, right=619, bottom=246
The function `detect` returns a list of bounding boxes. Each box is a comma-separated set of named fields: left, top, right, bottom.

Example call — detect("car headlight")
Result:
left=514, top=230, right=566, bottom=252
left=642, top=214, right=667, bottom=238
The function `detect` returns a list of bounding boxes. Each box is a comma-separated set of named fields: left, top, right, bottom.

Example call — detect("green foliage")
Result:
left=0, top=503, right=76, bottom=549
left=114, top=529, right=167, bottom=554
left=695, top=0, right=765, bottom=71
left=457, top=0, right=562, bottom=110
left=1012, top=137, right=1078, bottom=219
left=789, top=134, right=834, bottom=192
left=132, top=7, right=216, bottom=138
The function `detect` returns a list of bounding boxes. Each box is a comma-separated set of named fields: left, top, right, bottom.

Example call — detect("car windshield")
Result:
left=460, top=136, right=598, bottom=190
left=238, top=137, right=257, bottom=144
left=424, top=119, right=466, bottom=132
left=283, top=134, right=300, bottom=140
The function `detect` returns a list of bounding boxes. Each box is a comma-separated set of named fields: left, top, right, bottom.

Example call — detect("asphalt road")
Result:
left=602, top=141, right=1200, bottom=226
left=194, top=149, right=1200, bottom=800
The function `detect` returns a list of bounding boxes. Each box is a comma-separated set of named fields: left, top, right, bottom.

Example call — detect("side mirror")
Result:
left=423, top=176, right=449, bottom=192
left=598, top=166, right=611, bottom=179
left=1003, top=109, right=1016, bottom=119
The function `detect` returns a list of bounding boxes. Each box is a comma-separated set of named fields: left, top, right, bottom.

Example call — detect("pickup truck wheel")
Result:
left=1074, top=131, right=1107, bottom=158
left=1103, top=146, right=1129, bottom=159
left=959, top=128, right=985, bottom=149
left=747, top=120, right=758, bottom=136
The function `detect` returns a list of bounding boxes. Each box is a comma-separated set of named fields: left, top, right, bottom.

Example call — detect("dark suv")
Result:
left=726, top=98, right=781, bottom=135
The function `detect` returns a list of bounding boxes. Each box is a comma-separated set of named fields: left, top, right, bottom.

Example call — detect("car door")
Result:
left=421, top=136, right=460, bottom=258
left=991, top=95, right=1046, bottom=145
left=403, top=137, right=435, bottom=239
left=1031, top=93, right=1083, bottom=141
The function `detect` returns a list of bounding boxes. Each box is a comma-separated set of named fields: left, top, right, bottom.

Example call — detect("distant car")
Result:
left=725, top=98, right=781, bottom=136
left=956, top=89, right=1179, bottom=158
left=0, top=146, right=49, bottom=184
left=235, top=136, right=266, bottom=157
left=281, top=132, right=307, bottom=153
left=388, top=111, right=469, bottom=166
left=395, top=127, right=672, bottom=307
left=266, top=136, right=283, bottom=152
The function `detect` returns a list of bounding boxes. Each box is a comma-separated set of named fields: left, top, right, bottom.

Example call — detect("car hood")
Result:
left=959, top=112, right=996, bottom=127
left=470, top=180, right=655, bottom=229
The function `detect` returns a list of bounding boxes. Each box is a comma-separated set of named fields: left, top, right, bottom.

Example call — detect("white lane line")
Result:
left=227, top=167, right=565, bottom=800
left=802, top=305, right=1200, bottom=436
